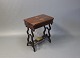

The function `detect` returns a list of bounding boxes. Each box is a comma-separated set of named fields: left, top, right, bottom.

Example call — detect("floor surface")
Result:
left=0, top=23, right=80, bottom=58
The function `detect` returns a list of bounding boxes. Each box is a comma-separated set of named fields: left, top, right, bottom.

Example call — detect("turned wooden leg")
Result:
left=43, top=24, right=51, bottom=43
left=43, top=26, right=46, bottom=37
left=26, top=27, right=35, bottom=52
left=48, top=24, right=51, bottom=43
left=31, top=30, right=36, bottom=52
left=26, top=27, right=30, bottom=46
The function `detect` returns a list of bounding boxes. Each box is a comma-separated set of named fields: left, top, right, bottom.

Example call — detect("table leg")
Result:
left=48, top=24, right=51, bottom=43
left=31, top=30, right=36, bottom=52
left=43, top=24, right=51, bottom=43
left=26, top=28, right=35, bottom=52
left=43, top=26, right=46, bottom=37
left=27, top=27, right=30, bottom=46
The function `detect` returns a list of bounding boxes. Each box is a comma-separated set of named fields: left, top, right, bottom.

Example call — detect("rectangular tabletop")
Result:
left=24, top=14, right=54, bottom=30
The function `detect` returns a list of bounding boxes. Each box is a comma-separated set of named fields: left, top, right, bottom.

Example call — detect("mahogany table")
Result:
left=24, top=14, right=54, bottom=52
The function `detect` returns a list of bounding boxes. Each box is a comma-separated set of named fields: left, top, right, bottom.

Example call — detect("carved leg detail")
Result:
left=43, top=24, right=51, bottom=43
left=26, top=27, right=35, bottom=52
left=43, top=26, right=46, bottom=37
left=27, top=27, right=30, bottom=46
left=26, top=24, right=52, bottom=52
left=48, top=24, right=51, bottom=43
left=31, top=30, right=35, bottom=52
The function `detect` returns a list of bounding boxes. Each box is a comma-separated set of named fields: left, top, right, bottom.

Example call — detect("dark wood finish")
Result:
left=24, top=14, right=54, bottom=30
left=43, top=24, right=51, bottom=43
left=24, top=14, right=54, bottom=52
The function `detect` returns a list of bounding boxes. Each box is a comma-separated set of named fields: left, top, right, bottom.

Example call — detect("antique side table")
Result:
left=24, top=14, right=54, bottom=52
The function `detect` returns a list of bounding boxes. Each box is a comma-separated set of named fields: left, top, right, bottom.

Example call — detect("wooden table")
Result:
left=24, top=14, right=54, bottom=52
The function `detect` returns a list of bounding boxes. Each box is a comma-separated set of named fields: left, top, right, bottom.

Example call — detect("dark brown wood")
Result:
left=27, top=27, right=29, bottom=46
left=24, top=14, right=54, bottom=30
left=43, top=24, right=51, bottom=43
left=24, top=14, right=54, bottom=52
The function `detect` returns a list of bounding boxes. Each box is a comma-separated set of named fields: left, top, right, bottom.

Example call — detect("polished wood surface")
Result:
left=24, top=14, right=54, bottom=30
